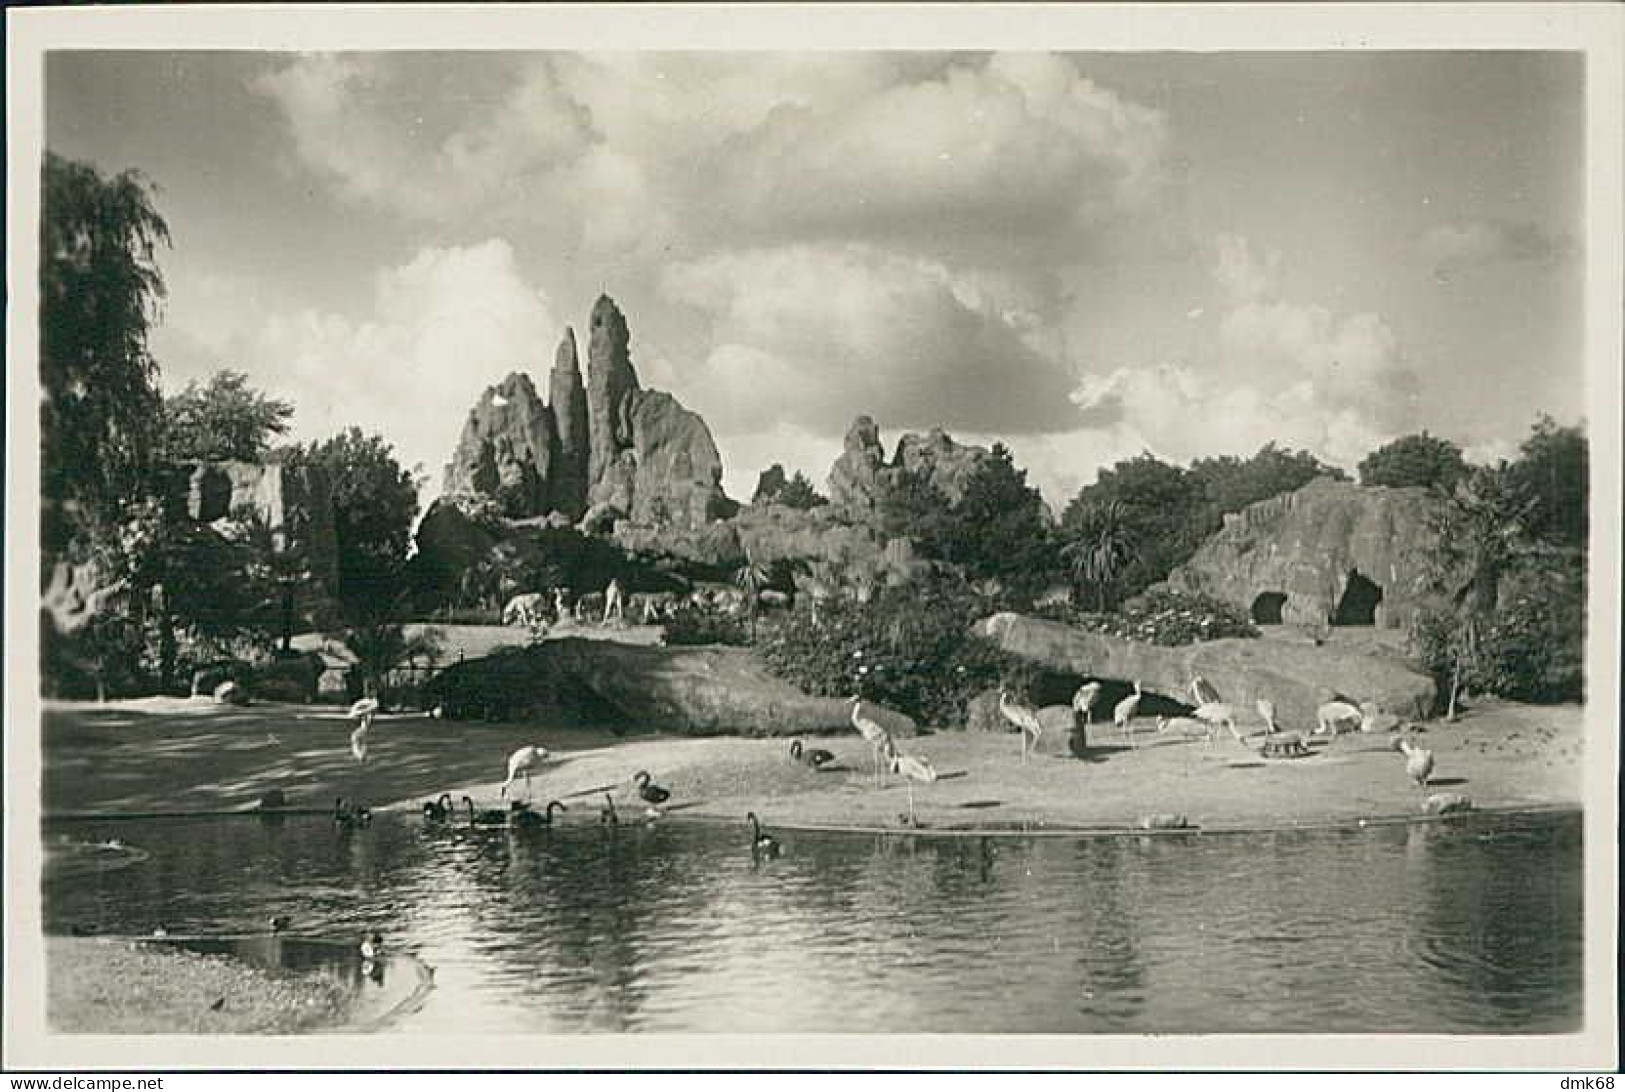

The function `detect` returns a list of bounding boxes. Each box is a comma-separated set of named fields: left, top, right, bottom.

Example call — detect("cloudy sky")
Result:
left=45, top=50, right=1584, bottom=508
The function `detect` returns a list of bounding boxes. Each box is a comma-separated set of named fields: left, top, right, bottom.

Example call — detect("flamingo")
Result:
left=1190, top=676, right=1222, bottom=707
left=746, top=812, right=781, bottom=858
left=1256, top=697, right=1279, bottom=734
left=1071, top=681, right=1104, bottom=728
left=348, top=698, right=379, bottom=764
left=789, top=739, right=837, bottom=769
left=500, top=744, right=549, bottom=799
left=633, top=770, right=671, bottom=807
left=849, top=695, right=894, bottom=786
left=1113, top=681, right=1144, bottom=748
left=1396, top=737, right=1436, bottom=803
left=997, top=686, right=1045, bottom=764
left=1316, top=700, right=1365, bottom=737
left=886, top=739, right=938, bottom=826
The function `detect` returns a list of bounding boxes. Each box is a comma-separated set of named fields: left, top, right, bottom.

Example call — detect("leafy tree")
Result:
left=1060, top=501, right=1138, bottom=610
left=40, top=152, right=171, bottom=546
left=933, top=443, right=1055, bottom=596
left=752, top=463, right=827, bottom=509
left=1508, top=415, right=1587, bottom=549
left=1358, top=431, right=1469, bottom=491
left=1062, top=453, right=1201, bottom=602
left=1420, top=464, right=1533, bottom=717
left=281, top=428, right=419, bottom=620
left=875, top=465, right=953, bottom=548
left=160, top=369, right=294, bottom=462
left=1190, top=443, right=1346, bottom=519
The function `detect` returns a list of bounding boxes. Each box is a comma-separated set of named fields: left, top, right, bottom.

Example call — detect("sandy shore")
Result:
left=41, top=694, right=1582, bottom=832
left=46, top=938, right=349, bottom=1034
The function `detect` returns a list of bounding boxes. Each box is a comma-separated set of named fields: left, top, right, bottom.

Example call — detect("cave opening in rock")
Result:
left=1332, top=569, right=1383, bottom=626
left=1251, top=591, right=1288, bottom=625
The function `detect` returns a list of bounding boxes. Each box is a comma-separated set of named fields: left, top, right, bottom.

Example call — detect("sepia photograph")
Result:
left=5, top=3, right=1620, bottom=1073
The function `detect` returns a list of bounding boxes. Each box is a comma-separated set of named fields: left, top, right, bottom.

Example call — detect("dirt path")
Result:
left=41, top=696, right=1582, bottom=831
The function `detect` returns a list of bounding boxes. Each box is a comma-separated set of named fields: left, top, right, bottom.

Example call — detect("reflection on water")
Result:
left=42, top=811, right=1581, bottom=1034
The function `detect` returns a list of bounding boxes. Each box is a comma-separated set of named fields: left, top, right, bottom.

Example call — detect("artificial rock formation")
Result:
left=827, top=416, right=996, bottom=514
left=1164, top=479, right=1444, bottom=630
left=977, top=611, right=1437, bottom=732
left=442, top=296, right=730, bottom=529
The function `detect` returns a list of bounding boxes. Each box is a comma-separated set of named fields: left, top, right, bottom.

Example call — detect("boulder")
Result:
left=977, top=611, right=1437, bottom=733
left=1164, top=478, right=1445, bottom=630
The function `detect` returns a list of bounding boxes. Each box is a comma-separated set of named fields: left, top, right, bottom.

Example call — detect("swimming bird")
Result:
left=510, top=800, right=568, bottom=828
left=599, top=793, right=619, bottom=826
left=886, top=739, right=938, bottom=826
left=849, top=695, right=894, bottom=786
left=1190, top=676, right=1222, bottom=707
left=1316, top=700, right=1365, bottom=736
left=421, top=793, right=454, bottom=822
left=746, top=811, right=781, bottom=858
left=333, top=797, right=371, bottom=828
left=633, top=770, right=671, bottom=807
left=359, top=932, right=382, bottom=961
left=997, top=686, right=1045, bottom=764
left=1397, top=737, right=1436, bottom=802
left=1256, top=697, right=1279, bottom=735
left=463, top=795, right=507, bottom=828
left=789, top=739, right=837, bottom=769
left=269, top=915, right=291, bottom=934
left=500, top=744, right=549, bottom=800
left=1113, top=681, right=1144, bottom=748
left=1071, top=681, right=1104, bottom=727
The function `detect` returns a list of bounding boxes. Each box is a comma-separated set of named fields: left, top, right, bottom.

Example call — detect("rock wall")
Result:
left=548, top=328, right=590, bottom=520
left=1164, top=478, right=1445, bottom=629
left=978, top=611, right=1437, bottom=730
left=442, top=373, right=557, bottom=517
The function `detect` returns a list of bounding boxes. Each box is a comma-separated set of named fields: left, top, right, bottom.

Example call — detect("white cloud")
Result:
left=1420, top=219, right=1574, bottom=272
left=243, top=240, right=561, bottom=496
left=660, top=243, right=1081, bottom=438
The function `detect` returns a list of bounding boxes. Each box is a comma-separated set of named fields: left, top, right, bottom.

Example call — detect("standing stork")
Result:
left=885, top=739, right=938, bottom=826
left=500, top=744, right=549, bottom=800
left=1190, top=676, right=1222, bottom=707
left=348, top=697, right=379, bottom=764
left=997, top=686, right=1044, bottom=764
left=849, top=695, right=894, bottom=786
left=1113, top=681, right=1144, bottom=749
left=1396, top=737, right=1436, bottom=804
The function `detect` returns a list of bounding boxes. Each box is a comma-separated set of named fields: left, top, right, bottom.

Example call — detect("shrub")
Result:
left=756, top=574, right=1026, bottom=728
left=1039, top=588, right=1259, bottom=646
left=662, top=602, right=749, bottom=647
left=1478, top=556, right=1584, bottom=703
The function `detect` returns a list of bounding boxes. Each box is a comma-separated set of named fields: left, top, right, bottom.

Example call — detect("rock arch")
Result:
left=1250, top=591, right=1288, bottom=625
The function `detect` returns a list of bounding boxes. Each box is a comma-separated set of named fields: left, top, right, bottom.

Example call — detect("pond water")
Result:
left=43, top=811, right=1581, bottom=1034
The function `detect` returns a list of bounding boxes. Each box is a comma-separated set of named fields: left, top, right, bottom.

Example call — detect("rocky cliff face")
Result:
left=1164, top=479, right=1444, bottom=630
left=443, top=373, right=558, bottom=517
left=442, top=295, right=730, bottom=530
left=827, top=416, right=995, bottom=513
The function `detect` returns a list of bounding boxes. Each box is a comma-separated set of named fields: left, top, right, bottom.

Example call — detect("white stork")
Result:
left=885, top=739, right=938, bottom=826
left=1113, top=681, right=1144, bottom=749
left=849, top=695, right=894, bottom=786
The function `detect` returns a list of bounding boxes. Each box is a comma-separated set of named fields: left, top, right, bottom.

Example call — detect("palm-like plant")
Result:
left=733, top=555, right=773, bottom=641
left=1060, top=501, right=1138, bottom=611
left=337, top=622, right=443, bottom=702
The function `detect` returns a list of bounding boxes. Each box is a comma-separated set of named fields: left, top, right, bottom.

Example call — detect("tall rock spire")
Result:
left=586, top=294, right=640, bottom=489
left=549, top=326, right=590, bottom=518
